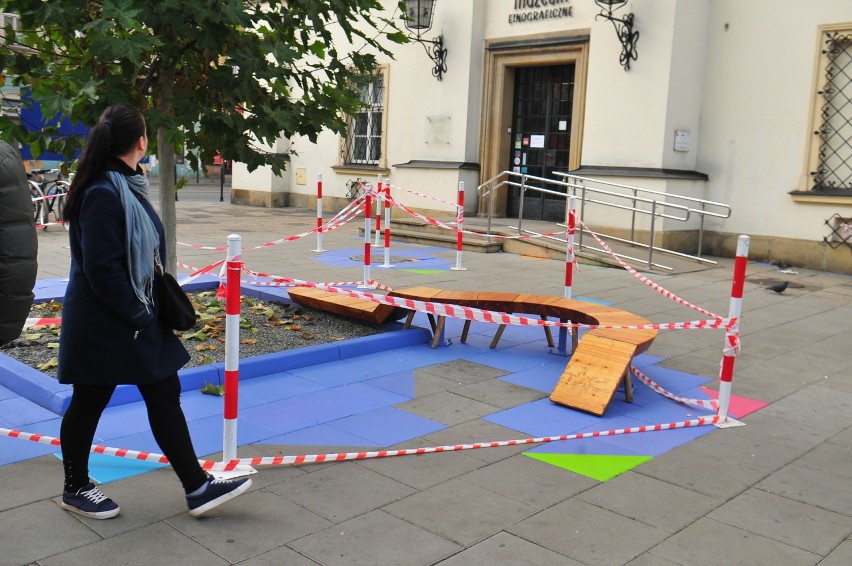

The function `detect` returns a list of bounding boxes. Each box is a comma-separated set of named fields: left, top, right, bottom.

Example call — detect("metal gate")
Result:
left=507, top=64, right=575, bottom=221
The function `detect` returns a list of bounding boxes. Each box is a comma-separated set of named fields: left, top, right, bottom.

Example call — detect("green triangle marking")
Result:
left=524, top=453, right=653, bottom=482
left=402, top=269, right=447, bottom=275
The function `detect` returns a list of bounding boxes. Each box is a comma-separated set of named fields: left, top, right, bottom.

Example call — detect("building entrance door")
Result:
left=507, top=64, right=575, bottom=221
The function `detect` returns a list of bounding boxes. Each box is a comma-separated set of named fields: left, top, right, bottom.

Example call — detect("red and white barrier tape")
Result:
left=384, top=193, right=565, bottom=241
left=577, top=219, right=723, bottom=321
left=177, top=197, right=365, bottom=252
left=387, top=182, right=461, bottom=209
left=2, top=416, right=719, bottom=471
left=258, top=279, right=736, bottom=331
left=23, top=317, right=62, bottom=328
left=239, top=265, right=393, bottom=290
left=630, top=365, right=718, bottom=410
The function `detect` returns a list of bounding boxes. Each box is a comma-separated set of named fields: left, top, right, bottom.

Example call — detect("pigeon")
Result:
left=767, top=281, right=789, bottom=294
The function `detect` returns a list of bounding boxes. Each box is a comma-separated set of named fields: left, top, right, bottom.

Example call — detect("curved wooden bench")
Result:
left=388, top=287, right=658, bottom=415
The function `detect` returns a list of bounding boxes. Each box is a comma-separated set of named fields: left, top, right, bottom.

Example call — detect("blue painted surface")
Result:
left=1, top=278, right=732, bottom=486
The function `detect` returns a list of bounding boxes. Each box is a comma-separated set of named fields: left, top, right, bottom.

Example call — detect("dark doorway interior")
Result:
left=507, top=64, right=575, bottom=221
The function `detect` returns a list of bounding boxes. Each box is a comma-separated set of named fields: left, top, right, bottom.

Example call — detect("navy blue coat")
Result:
left=57, top=172, right=189, bottom=385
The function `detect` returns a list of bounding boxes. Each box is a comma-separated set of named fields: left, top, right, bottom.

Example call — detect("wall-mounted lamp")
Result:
left=403, top=0, right=447, bottom=81
left=595, top=0, right=639, bottom=71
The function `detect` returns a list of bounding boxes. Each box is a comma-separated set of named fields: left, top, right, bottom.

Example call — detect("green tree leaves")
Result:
left=0, top=0, right=406, bottom=271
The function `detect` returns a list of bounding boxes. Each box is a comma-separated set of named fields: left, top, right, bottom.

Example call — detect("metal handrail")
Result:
left=556, top=172, right=731, bottom=259
left=477, top=170, right=732, bottom=268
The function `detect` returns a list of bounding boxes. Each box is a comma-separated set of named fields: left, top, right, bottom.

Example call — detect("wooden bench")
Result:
left=286, top=287, right=396, bottom=325
left=388, top=287, right=658, bottom=415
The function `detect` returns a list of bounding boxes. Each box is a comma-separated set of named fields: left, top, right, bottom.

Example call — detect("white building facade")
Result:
left=232, top=0, right=852, bottom=274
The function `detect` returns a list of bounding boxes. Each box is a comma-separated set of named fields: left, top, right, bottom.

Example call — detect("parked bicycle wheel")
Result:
left=29, top=182, right=44, bottom=225
left=44, top=181, right=69, bottom=221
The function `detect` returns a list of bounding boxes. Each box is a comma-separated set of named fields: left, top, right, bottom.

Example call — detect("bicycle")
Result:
left=28, top=168, right=70, bottom=226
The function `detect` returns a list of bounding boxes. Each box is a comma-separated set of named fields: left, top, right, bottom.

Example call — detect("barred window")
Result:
left=341, top=75, right=384, bottom=167
left=810, top=27, right=852, bottom=192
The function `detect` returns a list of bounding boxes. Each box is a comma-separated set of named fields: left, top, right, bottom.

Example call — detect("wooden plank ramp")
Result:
left=286, top=287, right=395, bottom=324
left=549, top=334, right=638, bottom=416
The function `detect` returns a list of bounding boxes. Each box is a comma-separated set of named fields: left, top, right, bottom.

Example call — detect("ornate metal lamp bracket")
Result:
left=595, top=1, right=639, bottom=71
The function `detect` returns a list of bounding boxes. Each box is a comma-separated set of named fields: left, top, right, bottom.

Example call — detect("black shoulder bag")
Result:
left=156, top=267, right=197, bottom=331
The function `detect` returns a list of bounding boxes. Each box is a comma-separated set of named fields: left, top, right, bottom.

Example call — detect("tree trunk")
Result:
left=157, top=69, right=178, bottom=275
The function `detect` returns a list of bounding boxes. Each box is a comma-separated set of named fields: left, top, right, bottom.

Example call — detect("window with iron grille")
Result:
left=810, top=27, right=852, bottom=192
left=340, top=75, right=384, bottom=167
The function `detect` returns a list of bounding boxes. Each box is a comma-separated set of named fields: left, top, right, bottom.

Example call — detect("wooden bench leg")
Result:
left=460, top=320, right=472, bottom=343
left=426, top=313, right=437, bottom=333
left=622, top=367, right=634, bottom=403
left=541, top=315, right=555, bottom=347
left=571, top=326, right=579, bottom=354
left=489, top=324, right=507, bottom=349
left=431, top=316, right=446, bottom=349
left=402, top=310, right=415, bottom=330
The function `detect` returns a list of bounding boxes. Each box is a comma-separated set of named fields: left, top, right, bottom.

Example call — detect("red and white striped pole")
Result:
left=717, top=235, right=750, bottom=425
left=450, top=181, right=467, bottom=271
left=223, top=235, right=242, bottom=462
left=313, top=174, right=326, bottom=252
left=380, top=179, right=394, bottom=268
left=373, top=176, right=382, bottom=247
left=564, top=195, right=577, bottom=299
left=360, top=191, right=373, bottom=287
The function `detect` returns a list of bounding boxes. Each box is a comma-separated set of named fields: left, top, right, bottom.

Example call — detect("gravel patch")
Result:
left=1, top=291, right=386, bottom=379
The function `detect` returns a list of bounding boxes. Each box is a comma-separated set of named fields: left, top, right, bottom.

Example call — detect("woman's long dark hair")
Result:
left=63, top=104, right=146, bottom=224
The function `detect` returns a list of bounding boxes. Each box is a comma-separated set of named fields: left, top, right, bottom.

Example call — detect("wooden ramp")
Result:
left=549, top=335, right=637, bottom=416
left=286, top=287, right=395, bottom=324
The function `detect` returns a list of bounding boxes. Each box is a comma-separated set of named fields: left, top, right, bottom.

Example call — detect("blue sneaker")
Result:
left=60, top=482, right=120, bottom=519
left=187, top=476, right=252, bottom=517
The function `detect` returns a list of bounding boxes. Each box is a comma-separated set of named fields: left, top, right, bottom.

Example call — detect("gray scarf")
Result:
left=107, top=170, right=160, bottom=313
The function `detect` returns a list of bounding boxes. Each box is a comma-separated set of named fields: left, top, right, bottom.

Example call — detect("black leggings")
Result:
left=60, top=374, right=208, bottom=494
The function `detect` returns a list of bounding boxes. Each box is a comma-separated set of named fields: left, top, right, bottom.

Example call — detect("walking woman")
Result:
left=58, top=104, right=250, bottom=519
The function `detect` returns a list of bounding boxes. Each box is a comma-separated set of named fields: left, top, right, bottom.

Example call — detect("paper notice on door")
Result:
left=530, top=134, right=545, bottom=148
left=558, top=120, right=568, bottom=131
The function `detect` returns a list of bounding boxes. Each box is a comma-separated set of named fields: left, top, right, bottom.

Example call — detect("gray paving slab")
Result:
left=756, top=459, right=852, bottom=516
left=458, top=453, right=597, bottom=508
left=419, top=419, right=531, bottom=464
left=232, top=545, right=321, bottom=566
left=355, top=440, right=486, bottom=491
left=0, top=500, right=102, bottom=565
left=434, top=532, right=583, bottom=565
left=265, top=461, right=415, bottom=523
left=576, top=471, right=723, bottom=534
left=415, top=359, right=510, bottom=384
left=0, top=454, right=61, bottom=512
left=288, top=509, right=462, bottom=566
left=384, top=478, right=538, bottom=547
left=394, top=390, right=501, bottom=426
left=634, top=444, right=789, bottom=500
left=829, top=425, right=852, bottom=449
left=820, top=539, right=852, bottom=566
left=647, top=517, right=823, bottom=566
left=412, top=372, right=466, bottom=397
left=450, top=378, right=547, bottom=409
left=707, top=488, right=852, bottom=556
left=166, top=489, right=332, bottom=563
left=506, top=498, right=670, bottom=566
left=36, top=522, right=230, bottom=566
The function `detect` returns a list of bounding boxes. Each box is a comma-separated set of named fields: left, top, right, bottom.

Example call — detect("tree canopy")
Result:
left=0, top=0, right=406, bottom=270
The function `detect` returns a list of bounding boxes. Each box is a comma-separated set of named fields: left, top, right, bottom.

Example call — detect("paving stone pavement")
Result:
left=2, top=179, right=851, bottom=565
